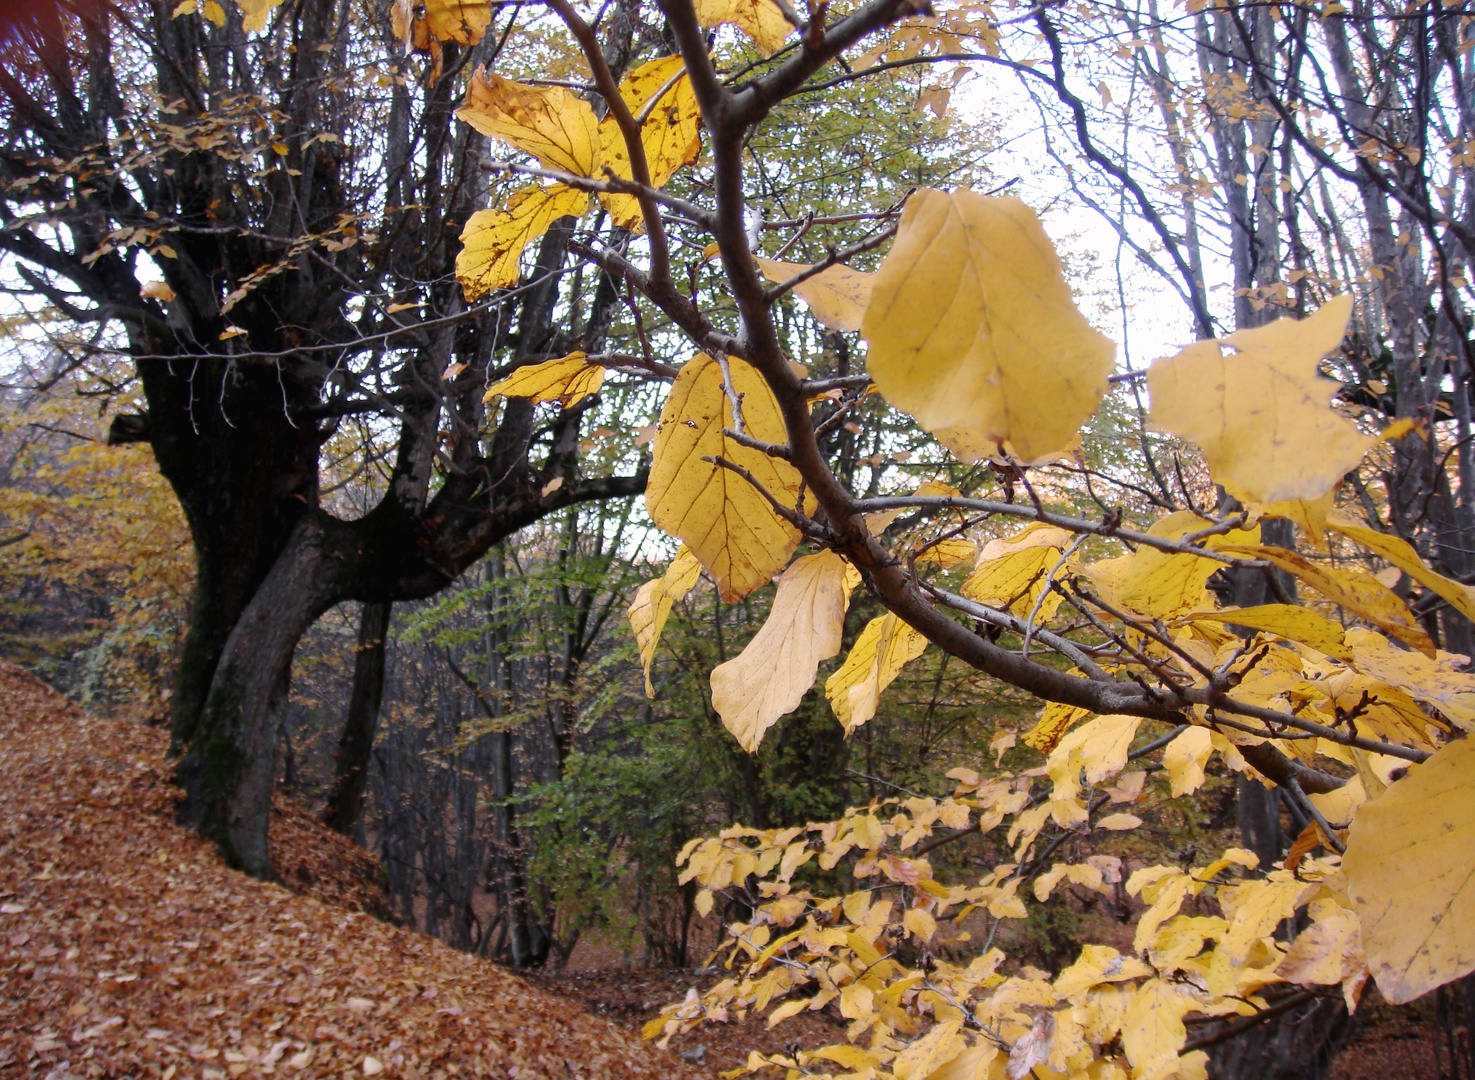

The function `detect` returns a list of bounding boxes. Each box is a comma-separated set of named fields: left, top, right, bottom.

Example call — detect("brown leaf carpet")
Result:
left=0, top=662, right=701, bottom=1080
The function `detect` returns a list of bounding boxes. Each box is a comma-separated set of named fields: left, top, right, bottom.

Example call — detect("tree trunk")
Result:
left=323, top=600, right=392, bottom=839
left=173, top=514, right=339, bottom=875
left=1206, top=993, right=1351, bottom=1080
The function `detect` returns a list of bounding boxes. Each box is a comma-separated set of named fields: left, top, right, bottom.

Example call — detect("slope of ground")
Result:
left=0, top=662, right=701, bottom=1080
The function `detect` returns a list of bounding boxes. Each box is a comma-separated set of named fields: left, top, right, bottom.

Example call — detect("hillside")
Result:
left=0, top=662, right=700, bottom=1080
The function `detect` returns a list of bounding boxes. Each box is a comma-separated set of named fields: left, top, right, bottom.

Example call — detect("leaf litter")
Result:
left=0, top=661, right=701, bottom=1080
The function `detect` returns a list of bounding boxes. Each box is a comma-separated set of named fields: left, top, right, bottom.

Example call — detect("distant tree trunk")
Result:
left=323, top=600, right=392, bottom=839
left=1205, top=992, right=1351, bottom=1080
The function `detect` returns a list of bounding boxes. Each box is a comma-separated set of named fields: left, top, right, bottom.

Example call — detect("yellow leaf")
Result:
left=646, top=354, right=807, bottom=602
left=1056, top=713, right=1142, bottom=784
left=596, top=57, right=702, bottom=233
left=1163, top=726, right=1213, bottom=797
left=824, top=612, right=928, bottom=733
left=1227, top=484, right=1335, bottom=551
left=1024, top=700, right=1091, bottom=754
left=456, top=184, right=589, bottom=301
left=755, top=258, right=874, bottom=333
left=1327, top=510, right=1475, bottom=623
left=627, top=547, right=702, bottom=698
left=140, top=280, right=176, bottom=303
left=172, top=0, right=197, bottom=15
left=862, top=189, right=1114, bottom=464
left=927, top=1045, right=999, bottom=1080
left=1218, top=543, right=1434, bottom=656
left=839, top=981, right=873, bottom=1020
left=483, top=352, right=604, bottom=408
left=1277, top=902, right=1365, bottom=986
left=892, top=1017, right=964, bottom=1080
left=1096, top=813, right=1143, bottom=830
left=237, top=0, right=283, bottom=32
left=903, top=906, right=937, bottom=942
left=1148, top=296, right=1369, bottom=502
left=1186, top=604, right=1350, bottom=659
left=693, top=0, right=793, bottom=55
left=421, top=0, right=490, bottom=43
left=711, top=551, right=861, bottom=751
left=694, top=887, right=714, bottom=916
left=1219, top=877, right=1305, bottom=963
left=202, top=0, right=226, bottom=25
left=456, top=68, right=600, bottom=176
left=1120, top=979, right=1190, bottom=1074
left=1117, top=511, right=1257, bottom=618
left=1344, top=735, right=1475, bottom=1003
left=1342, top=626, right=1475, bottom=722
left=810, top=1045, right=879, bottom=1071
left=962, top=524, right=1072, bottom=621
left=766, top=998, right=808, bottom=1027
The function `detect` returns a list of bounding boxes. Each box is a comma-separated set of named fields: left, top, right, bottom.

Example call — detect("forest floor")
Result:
left=0, top=660, right=1453, bottom=1080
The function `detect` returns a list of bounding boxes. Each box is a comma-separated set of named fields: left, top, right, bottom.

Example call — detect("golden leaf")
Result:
left=1148, top=296, right=1370, bottom=502
left=825, top=612, right=928, bottom=733
left=711, top=551, right=861, bottom=752
left=646, top=354, right=807, bottom=602
left=962, top=523, right=1073, bottom=621
left=202, top=0, right=226, bottom=25
left=456, top=184, right=589, bottom=301
left=595, top=56, right=702, bottom=233
left=892, top=1017, right=965, bottom=1080
left=627, top=547, right=702, bottom=697
left=140, top=280, right=176, bottom=303
left=1342, top=626, right=1475, bottom=724
left=1163, top=726, right=1213, bottom=797
left=1218, top=542, right=1434, bottom=656
left=1116, top=511, right=1258, bottom=619
left=1120, top=979, right=1191, bottom=1074
left=1186, top=604, right=1350, bottom=659
left=862, top=189, right=1114, bottom=464
left=755, top=258, right=874, bottom=333
left=237, top=0, right=283, bottom=32
left=1328, top=510, right=1475, bottom=623
left=483, top=352, right=604, bottom=408
left=1277, top=901, right=1365, bottom=986
left=1344, top=735, right=1475, bottom=1003
left=692, top=0, right=793, bottom=55
left=456, top=69, right=600, bottom=176
left=1096, top=812, right=1143, bottom=831
left=1024, top=699, right=1091, bottom=754
left=421, top=0, right=489, bottom=43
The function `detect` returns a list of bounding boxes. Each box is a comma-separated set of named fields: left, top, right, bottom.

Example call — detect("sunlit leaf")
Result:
left=421, top=0, right=490, bottom=43
left=646, top=354, right=807, bottom=602
left=627, top=547, right=702, bottom=697
left=456, top=69, right=600, bottom=176
left=456, top=185, right=588, bottom=301
left=1186, top=604, right=1350, bottom=659
left=1148, top=296, right=1369, bottom=502
left=596, top=56, right=702, bottom=233
left=237, top=0, right=284, bottom=33
left=711, top=551, right=861, bottom=752
left=483, top=352, right=604, bottom=408
left=825, top=612, right=928, bottom=733
left=1345, top=735, right=1475, bottom=1003
left=755, top=258, right=873, bottom=333
left=693, top=0, right=793, bottom=55
left=862, top=189, right=1114, bottom=464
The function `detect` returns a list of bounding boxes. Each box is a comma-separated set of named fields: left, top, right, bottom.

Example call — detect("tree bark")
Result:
left=323, top=600, right=393, bottom=839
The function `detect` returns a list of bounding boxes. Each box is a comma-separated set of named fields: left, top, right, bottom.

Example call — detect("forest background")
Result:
left=1, top=0, right=1474, bottom=1076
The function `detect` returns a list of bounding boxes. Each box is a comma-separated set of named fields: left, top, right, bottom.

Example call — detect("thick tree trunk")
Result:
left=173, top=515, right=340, bottom=875
left=323, top=600, right=392, bottom=839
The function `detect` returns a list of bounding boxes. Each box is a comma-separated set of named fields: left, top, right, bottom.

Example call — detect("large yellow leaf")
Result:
left=711, top=551, right=861, bottom=752
left=456, top=184, right=589, bottom=300
left=627, top=547, right=702, bottom=697
left=1120, top=979, right=1191, bottom=1075
left=1342, top=626, right=1475, bottom=726
left=1344, top=735, right=1475, bottom=1003
left=456, top=69, right=600, bottom=176
left=421, top=0, right=490, bottom=43
left=693, top=0, right=793, bottom=55
left=1024, top=700, right=1091, bottom=754
left=1186, top=604, right=1350, bottom=659
left=861, top=189, right=1114, bottom=464
left=1116, top=511, right=1257, bottom=619
left=1148, top=297, right=1370, bottom=502
left=1277, top=901, right=1366, bottom=987
left=962, top=524, right=1072, bottom=622
left=483, top=351, right=604, bottom=407
left=1327, top=510, right=1475, bottom=623
left=825, top=612, right=928, bottom=733
left=1162, top=726, right=1213, bottom=797
left=646, top=354, right=806, bottom=602
left=1217, top=543, right=1434, bottom=656
left=238, top=0, right=284, bottom=33
left=755, top=258, right=873, bottom=333
left=596, top=56, right=702, bottom=233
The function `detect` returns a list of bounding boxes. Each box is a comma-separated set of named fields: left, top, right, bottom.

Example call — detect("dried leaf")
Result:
left=456, top=69, right=600, bottom=176
left=456, top=184, right=589, bottom=300
left=483, top=352, right=604, bottom=408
